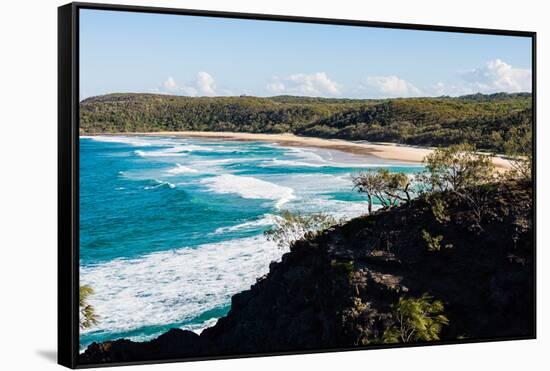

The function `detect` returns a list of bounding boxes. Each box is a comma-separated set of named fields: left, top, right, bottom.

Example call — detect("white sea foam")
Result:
left=266, top=159, right=326, bottom=168
left=263, top=159, right=399, bottom=168
left=262, top=154, right=407, bottom=169
left=83, top=135, right=238, bottom=155
left=135, top=145, right=203, bottom=158
left=288, top=197, right=377, bottom=220
left=166, top=163, right=199, bottom=175
left=266, top=173, right=376, bottom=219
left=271, top=173, right=353, bottom=195
left=81, top=135, right=156, bottom=147
left=181, top=317, right=220, bottom=334
left=201, top=174, right=296, bottom=208
left=192, top=157, right=267, bottom=166
left=80, top=317, right=220, bottom=350
left=133, top=143, right=248, bottom=158
left=196, top=158, right=237, bottom=165
left=288, top=147, right=327, bottom=162
left=213, top=214, right=278, bottom=234
left=80, top=235, right=284, bottom=336
left=165, top=158, right=246, bottom=178
left=135, top=142, right=247, bottom=157
left=264, top=147, right=418, bottom=169
left=144, top=179, right=176, bottom=190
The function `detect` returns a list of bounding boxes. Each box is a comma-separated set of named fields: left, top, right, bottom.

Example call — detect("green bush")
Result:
left=383, top=293, right=449, bottom=343
left=422, top=230, right=443, bottom=252
left=80, top=285, right=99, bottom=329
left=430, top=196, right=450, bottom=224
left=264, top=211, right=337, bottom=250
left=331, top=259, right=355, bottom=280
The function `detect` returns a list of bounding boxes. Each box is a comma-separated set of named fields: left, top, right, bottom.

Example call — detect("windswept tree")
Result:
left=80, top=285, right=99, bottom=330
left=383, top=294, right=449, bottom=344
left=417, top=143, right=495, bottom=192
left=416, top=144, right=497, bottom=230
left=351, top=171, right=383, bottom=213
left=265, top=211, right=337, bottom=250
left=352, top=169, right=412, bottom=212
left=502, top=126, right=533, bottom=182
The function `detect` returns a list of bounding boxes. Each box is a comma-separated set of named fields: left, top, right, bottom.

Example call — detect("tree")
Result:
left=502, top=126, right=532, bottom=182
left=430, top=195, right=451, bottom=224
left=383, top=294, right=449, bottom=344
left=416, top=144, right=498, bottom=230
left=352, top=169, right=412, bottom=212
left=351, top=171, right=383, bottom=213
left=80, top=285, right=99, bottom=330
left=417, top=143, right=495, bottom=193
left=264, top=211, right=337, bottom=250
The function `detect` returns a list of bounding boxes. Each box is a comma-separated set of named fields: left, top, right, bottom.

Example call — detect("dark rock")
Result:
left=80, top=329, right=200, bottom=363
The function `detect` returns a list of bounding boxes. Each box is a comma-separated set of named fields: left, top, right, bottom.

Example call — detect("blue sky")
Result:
left=80, top=9, right=532, bottom=99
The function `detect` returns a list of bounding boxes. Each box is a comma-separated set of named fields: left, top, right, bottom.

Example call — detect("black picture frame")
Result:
left=58, top=2, right=537, bottom=368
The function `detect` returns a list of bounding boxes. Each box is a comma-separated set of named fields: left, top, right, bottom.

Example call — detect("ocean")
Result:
left=79, top=135, right=423, bottom=349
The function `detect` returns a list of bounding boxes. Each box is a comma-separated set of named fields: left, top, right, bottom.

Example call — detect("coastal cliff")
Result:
left=81, top=180, right=534, bottom=364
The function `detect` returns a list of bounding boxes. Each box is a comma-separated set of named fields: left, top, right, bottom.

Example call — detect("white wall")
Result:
left=0, top=0, right=546, bottom=370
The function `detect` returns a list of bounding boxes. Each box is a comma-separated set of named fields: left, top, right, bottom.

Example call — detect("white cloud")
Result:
left=163, top=76, right=178, bottom=91
left=426, top=60, right=532, bottom=97
left=432, top=82, right=447, bottom=96
left=458, top=59, right=531, bottom=94
left=267, top=72, right=341, bottom=96
left=154, top=60, right=530, bottom=99
left=157, top=72, right=220, bottom=96
left=195, top=72, right=217, bottom=96
left=359, top=59, right=530, bottom=98
left=266, top=82, right=285, bottom=94
left=426, top=82, right=474, bottom=97
left=364, top=75, right=422, bottom=97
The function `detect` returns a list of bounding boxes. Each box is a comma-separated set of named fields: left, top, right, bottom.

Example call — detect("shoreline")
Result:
left=81, top=131, right=512, bottom=169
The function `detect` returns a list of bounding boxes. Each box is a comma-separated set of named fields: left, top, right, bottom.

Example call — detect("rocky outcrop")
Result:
left=81, top=181, right=534, bottom=364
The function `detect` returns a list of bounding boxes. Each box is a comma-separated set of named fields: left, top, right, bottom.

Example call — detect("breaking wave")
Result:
left=201, top=174, right=296, bottom=208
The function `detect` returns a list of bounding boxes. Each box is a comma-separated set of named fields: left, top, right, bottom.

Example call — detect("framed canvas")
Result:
left=58, top=2, right=536, bottom=368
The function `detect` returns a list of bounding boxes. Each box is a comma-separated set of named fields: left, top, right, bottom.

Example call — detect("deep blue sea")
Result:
left=79, top=135, right=423, bottom=349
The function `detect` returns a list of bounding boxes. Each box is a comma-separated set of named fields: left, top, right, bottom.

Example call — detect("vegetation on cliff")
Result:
left=80, top=92, right=532, bottom=153
left=382, top=294, right=449, bottom=344
left=79, top=285, right=99, bottom=330
left=264, top=211, right=338, bottom=251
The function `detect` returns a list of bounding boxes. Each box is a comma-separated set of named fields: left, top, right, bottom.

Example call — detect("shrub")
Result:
left=383, top=293, right=449, bottom=343
left=502, top=128, right=532, bottom=182
left=430, top=196, right=450, bottom=224
left=331, top=260, right=355, bottom=280
left=422, top=230, right=443, bottom=252
left=80, top=285, right=99, bottom=329
left=264, top=211, right=338, bottom=250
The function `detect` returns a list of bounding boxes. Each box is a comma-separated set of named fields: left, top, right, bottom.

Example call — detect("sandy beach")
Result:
left=87, top=131, right=513, bottom=169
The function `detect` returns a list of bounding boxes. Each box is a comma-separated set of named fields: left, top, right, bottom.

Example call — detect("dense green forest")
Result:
left=80, top=92, right=532, bottom=153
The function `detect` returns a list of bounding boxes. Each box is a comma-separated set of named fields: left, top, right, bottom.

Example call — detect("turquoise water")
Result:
left=79, top=135, right=422, bottom=349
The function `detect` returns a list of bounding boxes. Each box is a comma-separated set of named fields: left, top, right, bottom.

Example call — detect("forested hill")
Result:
left=80, top=92, right=532, bottom=153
